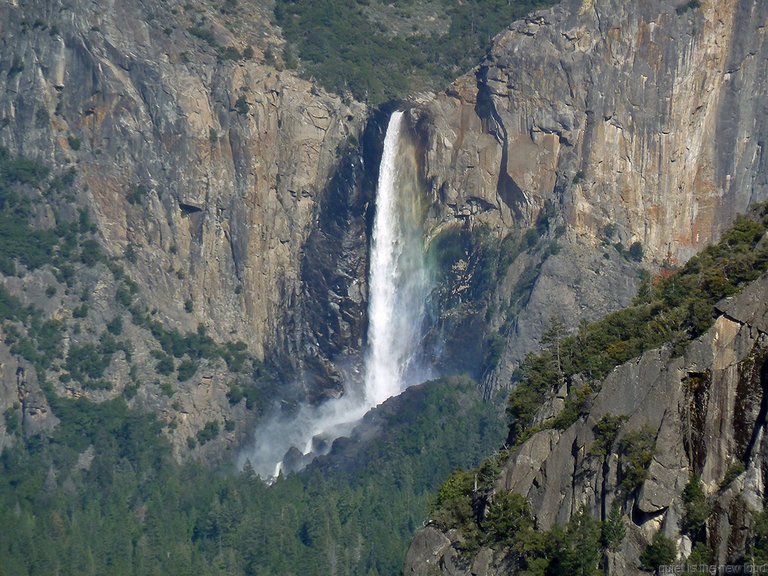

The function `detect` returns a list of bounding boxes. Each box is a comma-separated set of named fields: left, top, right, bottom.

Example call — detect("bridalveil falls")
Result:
left=243, top=110, right=433, bottom=479
left=365, top=111, right=431, bottom=405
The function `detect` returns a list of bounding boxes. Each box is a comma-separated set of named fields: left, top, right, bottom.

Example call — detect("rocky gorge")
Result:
left=0, top=0, right=767, bottom=573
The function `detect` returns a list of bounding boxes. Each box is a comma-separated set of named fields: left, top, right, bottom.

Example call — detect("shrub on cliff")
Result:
left=483, top=491, right=535, bottom=546
left=748, top=508, right=768, bottom=565
left=591, top=414, right=628, bottom=456
left=682, top=474, right=711, bottom=538
left=430, top=467, right=476, bottom=533
left=640, top=531, right=677, bottom=572
left=618, top=425, right=657, bottom=495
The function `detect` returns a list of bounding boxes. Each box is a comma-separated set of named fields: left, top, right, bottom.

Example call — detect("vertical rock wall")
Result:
left=413, top=0, right=768, bottom=382
left=420, top=0, right=768, bottom=258
left=0, top=0, right=368, bottom=399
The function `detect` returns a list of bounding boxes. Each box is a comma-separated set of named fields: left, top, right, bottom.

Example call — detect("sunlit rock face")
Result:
left=412, top=0, right=768, bottom=384
left=0, top=3, right=368, bottom=361
left=420, top=0, right=768, bottom=258
left=0, top=0, right=369, bottom=455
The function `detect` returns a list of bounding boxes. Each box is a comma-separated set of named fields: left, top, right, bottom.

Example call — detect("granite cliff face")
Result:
left=422, top=0, right=768, bottom=252
left=403, top=0, right=768, bottom=571
left=0, top=0, right=377, bottom=457
left=0, top=0, right=371, bottom=396
left=1, top=0, right=766, bottom=471
left=409, top=0, right=768, bottom=386
left=404, top=272, right=768, bottom=576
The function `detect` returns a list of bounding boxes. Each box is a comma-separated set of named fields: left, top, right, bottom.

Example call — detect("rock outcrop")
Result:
left=404, top=273, right=768, bottom=576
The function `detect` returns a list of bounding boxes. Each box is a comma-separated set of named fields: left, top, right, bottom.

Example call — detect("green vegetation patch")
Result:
left=227, top=379, right=263, bottom=410
left=274, top=0, right=558, bottom=104
left=0, top=148, right=87, bottom=272
left=748, top=508, right=768, bottom=565
left=196, top=420, right=219, bottom=444
left=130, top=311, right=249, bottom=372
left=682, top=474, right=711, bottom=538
left=617, top=425, right=657, bottom=495
left=0, top=376, right=504, bottom=576
left=640, top=531, right=677, bottom=572
left=431, top=473, right=620, bottom=575
left=506, top=204, right=768, bottom=445
left=590, top=413, right=628, bottom=456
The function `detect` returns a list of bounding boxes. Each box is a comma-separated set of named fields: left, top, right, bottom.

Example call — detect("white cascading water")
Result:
left=364, top=110, right=431, bottom=404
left=242, top=110, right=432, bottom=479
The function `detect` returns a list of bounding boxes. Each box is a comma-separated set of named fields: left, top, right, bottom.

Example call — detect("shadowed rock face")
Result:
left=410, top=0, right=768, bottom=386
left=296, top=106, right=405, bottom=402
left=0, top=0, right=368, bottom=401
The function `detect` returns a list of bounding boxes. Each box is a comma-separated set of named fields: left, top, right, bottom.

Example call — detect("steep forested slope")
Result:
left=406, top=203, right=768, bottom=575
left=0, top=374, right=504, bottom=576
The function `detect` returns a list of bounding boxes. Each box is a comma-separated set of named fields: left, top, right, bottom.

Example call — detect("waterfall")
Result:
left=242, top=110, right=432, bottom=479
left=364, top=110, right=431, bottom=404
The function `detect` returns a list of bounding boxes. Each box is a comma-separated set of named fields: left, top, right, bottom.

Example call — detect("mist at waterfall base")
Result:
left=241, top=111, right=435, bottom=480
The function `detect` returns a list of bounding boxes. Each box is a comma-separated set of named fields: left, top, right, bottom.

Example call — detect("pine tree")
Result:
left=541, top=316, right=568, bottom=382
left=563, top=507, right=602, bottom=576
left=640, top=531, right=676, bottom=572
left=602, top=501, right=626, bottom=552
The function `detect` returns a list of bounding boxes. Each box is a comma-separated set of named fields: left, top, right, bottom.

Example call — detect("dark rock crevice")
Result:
left=741, top=348, right=768, bottom=464
left=293, top=108, right=394, bottom=400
